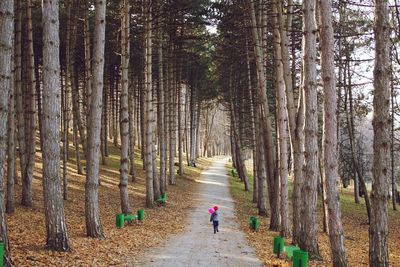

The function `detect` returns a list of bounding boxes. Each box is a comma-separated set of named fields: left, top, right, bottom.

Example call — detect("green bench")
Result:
left=273, top=236, right=308, bottom=267
left=231, top=168, right=238, bottom=177
left=157, top=193, right=167, bottom=204
left=249, top=216, right=260, bottom=231
left=116, top=209, right=145, bottom=228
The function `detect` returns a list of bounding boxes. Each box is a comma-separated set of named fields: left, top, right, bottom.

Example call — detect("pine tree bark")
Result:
left=144, top=0, right=155, bottom=207
left=0, top=0, right=14, bottom=263
left=344, top=67, right=371, bottom=222
left=63, top=0, right=72, bottom=199
left=168, top=45, right=176, bottom=185
left=119, top=0, right=131, bottom=214
left=369, top=0, right=390, bottom=265
left=391, top=71, right=396, bottom=211
left=84, top=5, right=92, bottom=119
left=272, top=1, right=290, bottom=237
left=41, top=0, right=70, bottom=251
left=22, top=0, right=37, bottom=207
left=7, top=71, right=15, bottom=214
left=246, top=39, right=258, bottom=204
left=257, top=108, right=269, bottom=216
left=85, top=0, right=106, bottom=238
left=229, top=75, right=250, bottom=191
left=276, top=0, right=305, bottom=244
left=299, top=0, right=321, bottom=259
left=158, top=29, right=167, bottom=194
left=129, top=78, right=136, bottom=181
left=68, top=0, right=83, bottom=175
left=319, top=0, right=348, bottom=264
left=248, top=0, right=278, bottom=229
left=189, top=88, right=196, bottom=164
left=178, top=84, right=184, bottom=175
left=14, top=0, right=24, bottom=188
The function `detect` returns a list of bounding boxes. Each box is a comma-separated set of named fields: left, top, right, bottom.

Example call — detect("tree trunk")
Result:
left=158, top=30, right=167, bottom=193
left=195, top=99, right=201, bottom=159
left=152, top=67, right=160, bottom=200
left=85, top=0, right=106, bottom=238
left=178, top=84, right=184, bottom=175
left=247, top=39, right=258, bottom=203
left=7, top=70, right=15, bottom=214
left=35, top=54, right=43, bottom=152
left=344, top=61, right=371, bottom=222
left=276, top=0, right=305, bottom=244
left=272, top=1, right=290, bottom=237
left=229, top=76, right=249, bottom=191
left=119, top=0, right=131, bottom=214
left=113, top=73, right=120, bottom=147
left=190, top=88, right=196, bottom=164
left=318, top=154, right=329, bottom=235
left=248, top=0, right=278, bottom=230
left=69, top=6, right=83, bottom=176
left=319, top=1, right=348, bottom=263
left=299, top=0, right=321, bottom=259
left=129, top=78, right=136, bottom=181
left=168, top=45, right=176, bottom=185
left=184, top=88, right=190, bottom=166
left=0, top=0, right=14, bottom=262
left=144, top=0, right=155, bottom=207
left=84, top=5, right=92, bottom=120
left=257, top=108, right=269, bottom=216
left=391, top=66, right=396, bottom=211
left=63, top=0, right=72, bottom=200
left=22, top=0, right=37, bottom=207
left=369, top=0, right=390, bottom=265
left=101, top=80, right=108, bottom=166
left=41, top=0, right=70, bottom=251
left=139, top=75, right=145, bottom=163
left=14, top=0, right=23, bottom=188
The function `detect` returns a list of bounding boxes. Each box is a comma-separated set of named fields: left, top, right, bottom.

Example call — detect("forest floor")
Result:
left=132, top=156, right=262, bottom=267
left=8, top=141, right=212, bottom=266
left=228, top=162, right=400, bottom=267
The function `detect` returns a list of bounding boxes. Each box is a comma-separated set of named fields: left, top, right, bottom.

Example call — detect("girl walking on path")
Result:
left=210, top=206, right=219, bottom=234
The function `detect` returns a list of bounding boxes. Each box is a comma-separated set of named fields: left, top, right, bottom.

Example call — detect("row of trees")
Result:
left=0, top=0, right=231, bottom=265
left=214, top=0, right=396, bottom=266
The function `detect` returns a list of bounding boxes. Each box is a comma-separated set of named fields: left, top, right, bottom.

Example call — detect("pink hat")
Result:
left=213, top=206, right=218, bottom=211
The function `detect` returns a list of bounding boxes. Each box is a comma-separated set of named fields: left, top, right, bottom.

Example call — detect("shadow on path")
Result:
left=132, top=157, right=263, bottom=267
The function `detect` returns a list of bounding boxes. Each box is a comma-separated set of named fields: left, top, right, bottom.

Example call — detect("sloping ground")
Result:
left=132, top=157, right=262, bottom=267
left=8, top=144, right=211, bottom=266
left=228, top=164, right=400, bottom=267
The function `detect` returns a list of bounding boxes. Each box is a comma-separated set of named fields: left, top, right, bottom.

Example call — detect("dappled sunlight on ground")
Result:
left=8, top=141, right=212, bottom=266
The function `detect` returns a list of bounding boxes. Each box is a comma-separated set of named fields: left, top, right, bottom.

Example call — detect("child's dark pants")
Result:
left=213, top=221, right=219, bottom=234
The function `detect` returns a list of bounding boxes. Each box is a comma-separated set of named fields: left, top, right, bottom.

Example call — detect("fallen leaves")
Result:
left=228, top=166, right=400, bottom=267
left=8, top=146, right=212, bottom=266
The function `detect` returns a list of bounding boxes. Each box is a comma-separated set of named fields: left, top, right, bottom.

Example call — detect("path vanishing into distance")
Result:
left=133, top=157, right=263, bottom=267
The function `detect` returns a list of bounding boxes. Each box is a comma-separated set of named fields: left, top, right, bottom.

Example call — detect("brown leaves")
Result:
left=229, top=172, right=400, bottom=267
left=9, top=148, right=212, bottom=266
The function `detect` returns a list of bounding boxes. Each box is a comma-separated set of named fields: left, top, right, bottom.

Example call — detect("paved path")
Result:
left=133, top=157, right=263, bottom=267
